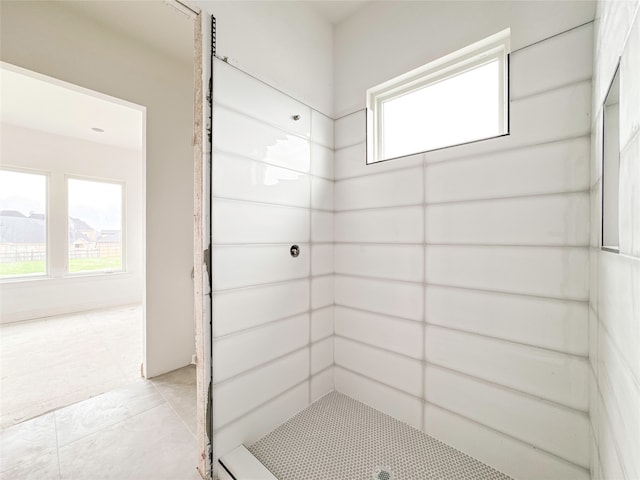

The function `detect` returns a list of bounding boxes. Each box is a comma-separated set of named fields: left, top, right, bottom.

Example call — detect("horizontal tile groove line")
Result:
left=425, top=361, right=590, bottom=416
left=214, top=377, right=310, bottom=431
left=335, top=304, right=424, bottom=327
left=335, top=202, right=424, bottom=213
left=424, top=322, right=589, bottom=360
left=333, top=162, right=423, bottom=183
left=621, top=127, right=640, bottom=153
left=212, top=277, right=309, bottom=294
left=212, top=195, right=334, bottom=213
left=425, top=281, right=589, bottom=304
left=424, top=189, right=591, bottom=207
left=335, top=334, right=423, bottom=362
left=335, top=272, right=423, bottom=288
left=509, top=76, right=592, bottom=103
left=213, top=364, right=335, bottom=433
left=334, top=241, right=423, bottom=247
left=598, top=317, right=640, bottom=390
left=211, top=147, right=333, bottom=181
left=212, top=100, right=311, bottom=142
left=333, top=108, right=365, bottom=123
left=334, top=366, right=590, bottom=469
left=213, top=312, right=310, bottom=342
left=425, top=243, right=590, bottom=249
left=337, top=330, right=590, bottom=395
left=424, top=134, right=591, bottom=166
left=312, top=333, right=333, bottom=345
left=213, top=344, right=309, bottom=387
left=212, top=242, right=311, bottom=248
left=211, top=55, right=335, bottom=130
left=423, top=399, right=591, bottom=474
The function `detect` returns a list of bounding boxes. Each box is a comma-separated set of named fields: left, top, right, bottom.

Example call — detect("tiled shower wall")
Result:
left=333, top=24, right=593, bottom=480
left=209, top=58, right=335, bottom=468
left=589, top=1, right=640, bottom=479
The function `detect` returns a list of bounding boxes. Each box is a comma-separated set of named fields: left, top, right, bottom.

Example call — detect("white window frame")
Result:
left=0, top=166, right=50, bottom=281
left=366, top=29, right=511, bottom=164
left=65, top=174, right=126, bottom=276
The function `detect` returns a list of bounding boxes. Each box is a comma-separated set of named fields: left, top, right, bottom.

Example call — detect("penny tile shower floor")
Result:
left=249, top=392, right=513, bottom=480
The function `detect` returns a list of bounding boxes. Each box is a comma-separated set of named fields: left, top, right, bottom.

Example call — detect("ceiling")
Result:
left=306, top=1, right=369, bottom=24
left=1, top=64, right=144, bottom=150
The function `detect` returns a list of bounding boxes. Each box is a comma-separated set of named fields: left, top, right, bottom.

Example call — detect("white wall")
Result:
left=195, top=0, right=334, bottom=117
left=334, top=0, right=596, bottom=117
left=0, top=125, right=143, bottom=322
left=589, top=1, right=640, bottom=479
left=209, top=58, right=334, bottom=475
left=0, top=1, right=195, bottom=377
left=333, top=16, right=594, bottom=480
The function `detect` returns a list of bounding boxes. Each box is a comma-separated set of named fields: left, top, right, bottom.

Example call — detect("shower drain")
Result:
left=373, top=467, right=393, bottom=480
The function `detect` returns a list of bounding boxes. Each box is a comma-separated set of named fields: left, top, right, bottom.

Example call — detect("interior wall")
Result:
left=0, top=1, right=195, bottom=378
left=194, top=0, right=334, bottom=117
left=333, top=20, right=594, bottom=480
left=589, top=1, right=640, bottom=479
left=0, top=125, right=143, bottom=322
left=334, top=0, right=596, bottom=117
left=209, top=58, right=334, bottom=474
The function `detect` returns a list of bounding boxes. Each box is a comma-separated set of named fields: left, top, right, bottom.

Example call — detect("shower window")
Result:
left=366, top=29, right=510, bottom=164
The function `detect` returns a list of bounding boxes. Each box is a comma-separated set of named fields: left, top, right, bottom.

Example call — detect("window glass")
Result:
left=68, top=178, right=123, bottom=273
left=0, top=170, right=47, bottom=278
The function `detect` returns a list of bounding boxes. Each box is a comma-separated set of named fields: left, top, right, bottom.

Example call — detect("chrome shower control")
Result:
left=290, top=245, right=300, bottom=257
left=292, top=114, right=300, bottom=121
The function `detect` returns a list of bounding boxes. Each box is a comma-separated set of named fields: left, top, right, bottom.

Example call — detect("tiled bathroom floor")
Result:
left=0, top=305, right=143, bottom=429
left=0, top=365, right=200, bottom=480
left=249, top=391, right=513, bottom=480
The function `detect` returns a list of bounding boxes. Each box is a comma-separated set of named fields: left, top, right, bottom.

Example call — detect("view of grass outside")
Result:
left=0, top=257, right=122, bottom=276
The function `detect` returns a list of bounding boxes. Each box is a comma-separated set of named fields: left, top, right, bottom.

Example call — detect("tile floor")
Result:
left=0, top=365, right=200, bottom=480
left=0, top=305, right=143, bottom=429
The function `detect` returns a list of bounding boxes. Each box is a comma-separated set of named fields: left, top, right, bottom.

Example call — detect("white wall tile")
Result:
left=335, top=337, right=421, bottom=397
left=311, top=306, right=334, bottom=341
left=334, top=110, right=365, bottom=149
left=335, top=207, right=423, bottom=243
left=214, top=350, right=309, bottom=428
left=425, top=137, right=590, bottom=204
left=334, top=142, right=423, bottom=181
left=311, top=337, right=333, bottom=374
left=213, top=315, right=309, bottom=382
left=311, top=276, right=334, bottom=309
left=212, top=245, right=309, bottom=291
left=212, top=200, right=309, bottom=244
left=311, top=110, right=334, bottom=148
left=426, top=245, right=589, bottom=300
left=425, top=81, right=592, bottom=164
left=426, top=193, right=590, bottom=246
left=597, top=326, right=640, bottom=480
left=311, top=367, right=334, bottom=402
left=618, top=136, right=640, bottom=257
left=334, top=244, right=423, bottom=282
left=213, top=280, right=309, bottom=337
left=212, top=153, right=310, bottom=208
left=510, top=23, right=593, bottom=100
left=426, top=285, right=588, bottom=356
left=334, top=275, right=423, bottom=321
left=311, top=176, right=334, bottom=210
left=213, top=383, right=308, bottom=461
left=310, top=143, right=334, bottom=180
left=423, top=404, right=590, bottom=480
left=425, top=325, right=589, bottom=411
left=335, top=306, right=422, bottom=359
left=213, top=106, right=310, bottom=173
left=620, top=13, right=640, bottom=149
left=335, top=167, right=423, bottom=211
left=598, top=253, right=640, bottom=379
left=213, top=59, right=311, bottom=138
left=334, top=367, right=422, bottom=429
left=425, top=365, right=590, bottom=467
left=311, top=210, right=334, bottom=242
left=311, top=244, right=334, bottom=276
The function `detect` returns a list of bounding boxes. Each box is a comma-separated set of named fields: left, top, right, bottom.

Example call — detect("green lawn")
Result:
left=0, top=257, right=121, bottom=276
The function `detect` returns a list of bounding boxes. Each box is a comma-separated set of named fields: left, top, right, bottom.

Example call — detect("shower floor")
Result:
left=248, top=391, right=512, bottom=480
